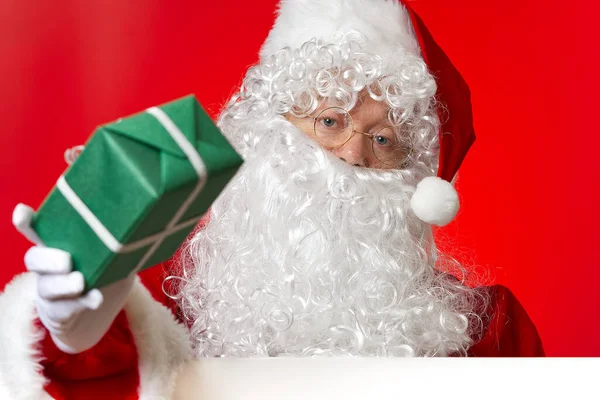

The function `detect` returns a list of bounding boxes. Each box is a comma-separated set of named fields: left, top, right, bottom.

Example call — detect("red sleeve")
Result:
left=40, top=261, right=182, bottom=400
left=468, top=285, right=545, bottom=357
left=40, top=311, right=140, bottom=400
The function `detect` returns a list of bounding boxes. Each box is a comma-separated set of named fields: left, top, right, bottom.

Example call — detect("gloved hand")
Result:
left=13, top=203, right=136, bottom=354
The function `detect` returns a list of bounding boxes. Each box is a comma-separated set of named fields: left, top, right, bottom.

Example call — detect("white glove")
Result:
left=13, top=203, right=135, bottom=354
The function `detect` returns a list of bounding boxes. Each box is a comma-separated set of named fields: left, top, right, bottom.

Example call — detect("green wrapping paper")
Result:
left=32, top=95, right=243, bottom=290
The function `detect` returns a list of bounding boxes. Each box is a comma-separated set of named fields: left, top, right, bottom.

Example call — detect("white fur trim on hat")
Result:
left=410, top=176, right=459, bottom=226
left=260, top=0, right=421, bottom=60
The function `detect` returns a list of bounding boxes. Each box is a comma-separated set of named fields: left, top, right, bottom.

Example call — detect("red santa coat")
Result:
left=0, top=262, right=544, bottom=400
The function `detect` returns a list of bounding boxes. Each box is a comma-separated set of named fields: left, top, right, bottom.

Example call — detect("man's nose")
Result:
left=333, top=132, right=371, bottom=168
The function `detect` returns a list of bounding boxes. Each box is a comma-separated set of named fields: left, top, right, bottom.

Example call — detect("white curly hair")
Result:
left=169, top=31, right=487, bottom=358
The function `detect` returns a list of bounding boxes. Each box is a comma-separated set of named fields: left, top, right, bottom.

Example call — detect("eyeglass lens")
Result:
left=313, top=107, right=408, bottom=166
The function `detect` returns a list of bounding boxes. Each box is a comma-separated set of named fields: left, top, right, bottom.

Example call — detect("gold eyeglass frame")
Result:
left=311, top=106, right=410, bottom=168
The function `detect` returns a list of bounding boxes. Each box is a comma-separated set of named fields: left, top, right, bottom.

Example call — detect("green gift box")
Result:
left=31, top=95, right=243, bottom=290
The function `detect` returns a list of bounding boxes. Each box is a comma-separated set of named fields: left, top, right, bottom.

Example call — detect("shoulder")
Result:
left=138, top=214, right=211, bottom=322
left=138, top=260, right=183, bottom=321
left=468, top=284, right=545, bottom=357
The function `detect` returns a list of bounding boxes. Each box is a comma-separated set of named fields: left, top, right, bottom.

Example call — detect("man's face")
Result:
left=286, top=95, right=409, bottom=170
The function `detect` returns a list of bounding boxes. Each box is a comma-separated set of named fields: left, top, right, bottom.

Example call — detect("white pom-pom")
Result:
left=410, top=176, right=459, bottom=226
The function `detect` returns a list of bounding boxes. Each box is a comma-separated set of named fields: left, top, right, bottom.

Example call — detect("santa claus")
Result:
left=0, top=0, right=544, bottom=399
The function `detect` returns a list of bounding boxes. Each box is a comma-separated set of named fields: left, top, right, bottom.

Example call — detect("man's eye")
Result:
left=322, top=117, right=336, bottom=127
left=319, top=116, right=343, bottom=129
left=374, top=135, right=390, bottom=146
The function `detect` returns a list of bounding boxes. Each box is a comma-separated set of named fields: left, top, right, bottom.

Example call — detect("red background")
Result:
left=1, top=0, right=598, bottom=357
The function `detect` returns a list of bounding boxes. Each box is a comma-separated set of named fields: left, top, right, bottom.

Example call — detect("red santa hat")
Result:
left=259, top=0, right=476, bottom=226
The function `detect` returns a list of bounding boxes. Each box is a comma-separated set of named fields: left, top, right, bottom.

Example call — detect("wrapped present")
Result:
left=31, top=95, right=243, bottom=290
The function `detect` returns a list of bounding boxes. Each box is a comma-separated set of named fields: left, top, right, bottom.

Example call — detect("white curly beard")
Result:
left=176, top=113, right=475, bottom=358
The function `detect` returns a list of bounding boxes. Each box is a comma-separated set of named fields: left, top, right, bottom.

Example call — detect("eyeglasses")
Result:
left=311, top=107, right=410, bottom=167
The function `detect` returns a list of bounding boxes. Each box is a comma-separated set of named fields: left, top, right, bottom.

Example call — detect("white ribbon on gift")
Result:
left=56, top=106, right=207, bottom=275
